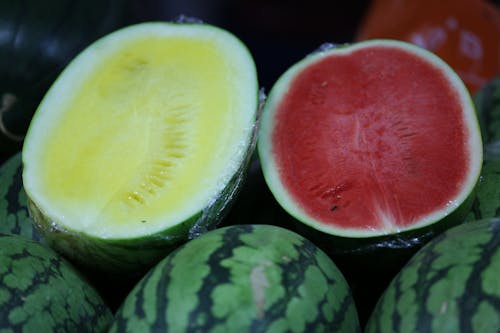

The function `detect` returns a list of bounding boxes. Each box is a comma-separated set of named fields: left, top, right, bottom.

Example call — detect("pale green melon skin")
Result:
left=365, top=218, right=500, bottom=333
left=21, top=21, right=261, bottom=276
left=109, top=224, right=361, bottom=333
left=0, top=152, right=41, bottom=241
left=0, top=233, right=113, bottom=332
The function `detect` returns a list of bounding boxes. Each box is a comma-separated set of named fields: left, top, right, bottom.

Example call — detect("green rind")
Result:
left=258, top=39, right=482, bottom=239
left=0, top=233, right=113, bottom=332
left=365, top=218, right=500, bottom=333
left=0, top=152, right=41, bottom=241
left=277, top=188, right=476, bottom=326
left=22, top=21, right=260, bottom=275
left=109, top=224, right=361, bottom=333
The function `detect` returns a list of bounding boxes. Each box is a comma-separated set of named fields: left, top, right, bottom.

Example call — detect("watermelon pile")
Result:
left=2, top=16, right=500, bottom=333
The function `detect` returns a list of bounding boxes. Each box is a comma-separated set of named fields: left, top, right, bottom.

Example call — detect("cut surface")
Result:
left=22, top=23, right=258, bottom=238
left=259, top=40, right=482, bottom=237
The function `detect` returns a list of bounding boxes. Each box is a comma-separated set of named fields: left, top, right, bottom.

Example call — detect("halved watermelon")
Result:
left=21, top=21, right=259, bottom=275
left=259, top=40, right=481, bottom=239
left=257, top=40, right=483, bottom=322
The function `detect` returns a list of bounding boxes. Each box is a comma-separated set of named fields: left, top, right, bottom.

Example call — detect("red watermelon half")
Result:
left=258, top=39, right=482, bottom=243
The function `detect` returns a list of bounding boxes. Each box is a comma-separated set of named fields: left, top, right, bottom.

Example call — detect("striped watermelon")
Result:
left=0, top=153, right=40, bottom=241
left=0, top=233, right=113, bottom=332
left=109, top=224, right=360, bottom=332
left=466, top=144, right=500, bottom=221
left=465, top=75, right=500, bottom=221
left=474, top=75, right=500, bottom=145
left=365, top=218, right=500, bottom=333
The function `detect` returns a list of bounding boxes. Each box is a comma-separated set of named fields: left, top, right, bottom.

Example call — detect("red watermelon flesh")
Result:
left=269, top=43, right=477, bottom=233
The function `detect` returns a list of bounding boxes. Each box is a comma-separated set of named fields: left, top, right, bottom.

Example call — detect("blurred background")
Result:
left=122, top=0, right=500, bottom=92
left=123, top=0, right=371, bottom=90
left=1, top=0, right=499, bottom=160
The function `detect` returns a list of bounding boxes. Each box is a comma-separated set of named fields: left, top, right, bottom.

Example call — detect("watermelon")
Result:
left=473, top=75, right=500, bottom=145
left=258, top=39, right=481, bottom=241
left=109, top=224, right=361, bottom=333
left=466, top=143, right=500, bottom=221
left=21, top=21, right=259, bottom=275
left=257, top=39, right=483, bottom=323
left=465, top=75, right=500, bottom=221
left=365, top=217, right=500, bottom=333
left=0, top=152, right=40, bottom=241
left=0, top=233, right=113, bottom=332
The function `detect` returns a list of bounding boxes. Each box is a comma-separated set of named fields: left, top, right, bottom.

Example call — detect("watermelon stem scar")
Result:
left=250, top=263, right=271, bottom=319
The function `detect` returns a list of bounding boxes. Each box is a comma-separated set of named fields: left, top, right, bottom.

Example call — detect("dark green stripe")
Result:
left=390, top=274, right=403, bottom=333
left=406, top=231, right=450, bottom=332
left=0, top=153, right=40, bottom=241
left=324, top=284, right=359, bottom=333
left=458, top=223, right=500, bottom=332
left=414, top=236, right=453, bottom=333
left=249, top=238, right=349, bottom=332
left=468, top=196, right=483, bottom=220
left=6, top=145, right=23, bottom=216
left=0, top=236, right=112, bottom=332
left=185, top=225, right=249, bottom=332
left=151, top=256, right=175, bottom=331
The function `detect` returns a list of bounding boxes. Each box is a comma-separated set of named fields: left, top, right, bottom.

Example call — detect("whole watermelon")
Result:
left=474, top=75, right=500, bottom=145
left=0, top=152, right=40, bottom=241
left=0, top=233, right=113, bottom=332
left=466, top=143, right=500, bottom=221
left=365, top=218, right=500, bottom=333
left=110, top=224, right=361, bottom=333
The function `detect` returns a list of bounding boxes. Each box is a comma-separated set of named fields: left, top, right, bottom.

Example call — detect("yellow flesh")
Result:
left=38, top=37, right=243, bottom=233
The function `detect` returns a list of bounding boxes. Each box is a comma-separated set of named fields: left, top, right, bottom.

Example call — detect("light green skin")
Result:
left=109, top=224, right=361, bottom=333
left=0, top=233, right=113, bottom=332
left=0, top=153, right=41, bottom=241
left=365, top=218, right=500, bottom=333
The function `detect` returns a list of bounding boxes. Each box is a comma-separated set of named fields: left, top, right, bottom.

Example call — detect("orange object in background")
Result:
left=356, top=0, right=500, bottom=94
